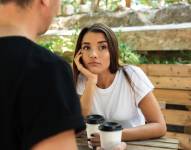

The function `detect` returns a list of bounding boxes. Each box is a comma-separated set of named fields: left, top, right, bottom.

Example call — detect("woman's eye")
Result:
left=99, top=45, right=107, bottom=51
left=82, top=45, right=91, bottom=51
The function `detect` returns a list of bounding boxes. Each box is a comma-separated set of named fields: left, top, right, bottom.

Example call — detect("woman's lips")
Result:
left=88, top=62, right=101, bottom=66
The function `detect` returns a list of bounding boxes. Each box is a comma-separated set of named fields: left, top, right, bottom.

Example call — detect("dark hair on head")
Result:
left=0, top=0, right=33, bottom=7
left=73, top=23, right=120, bottom=84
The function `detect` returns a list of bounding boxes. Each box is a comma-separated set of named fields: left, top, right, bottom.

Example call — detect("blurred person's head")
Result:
left=73, top=23, right=120, bottom=83
left=0, top=0, right=60, bottom=39
left=0, top=0, right=33, bottom=8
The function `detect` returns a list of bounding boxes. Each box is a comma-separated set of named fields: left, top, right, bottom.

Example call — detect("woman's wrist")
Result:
left=122, top=130, right=126, bottom=141
left=86, top=78, right=97, bottom=85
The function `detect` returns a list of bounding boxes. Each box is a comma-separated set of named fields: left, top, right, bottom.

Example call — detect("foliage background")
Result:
left=38, top=0, right=191, bottom=64
left=38, top=33, right=191, bottom=64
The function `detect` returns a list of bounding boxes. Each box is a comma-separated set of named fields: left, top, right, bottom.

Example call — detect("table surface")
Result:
left=77, top=132, right=180, bottom=150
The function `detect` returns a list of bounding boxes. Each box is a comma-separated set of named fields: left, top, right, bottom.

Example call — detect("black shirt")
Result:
left=0, top=36, right=85, bottom=150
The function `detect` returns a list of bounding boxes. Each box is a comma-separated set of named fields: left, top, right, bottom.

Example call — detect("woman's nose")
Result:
left=89, top=49, right=98, bottom=58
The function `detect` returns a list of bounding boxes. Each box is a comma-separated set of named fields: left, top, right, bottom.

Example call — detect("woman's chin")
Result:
left=88, top=68, right=101, bottom=74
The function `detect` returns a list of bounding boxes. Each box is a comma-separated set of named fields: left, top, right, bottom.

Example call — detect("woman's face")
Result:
left=81, top=32, right=110, bottom=74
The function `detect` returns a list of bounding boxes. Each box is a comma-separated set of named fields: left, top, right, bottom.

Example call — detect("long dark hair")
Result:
left=73, top=23, right=132, bottom=88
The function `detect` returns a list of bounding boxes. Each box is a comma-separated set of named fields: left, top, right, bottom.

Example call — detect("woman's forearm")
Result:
left=122, top=123, right=167, bottom=141
left=80, top=80, right=97, bottom=117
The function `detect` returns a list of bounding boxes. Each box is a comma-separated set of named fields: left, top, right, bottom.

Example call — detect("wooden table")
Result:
left=77, top=132, right=180, bottom=150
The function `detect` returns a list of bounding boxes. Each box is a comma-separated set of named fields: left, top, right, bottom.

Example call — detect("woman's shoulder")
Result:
left=122, top=65, right=153, bottom=89
left=122, top=65, right=143, bottom=75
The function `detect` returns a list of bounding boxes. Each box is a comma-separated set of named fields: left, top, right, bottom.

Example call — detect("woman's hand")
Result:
left=89, top=133, right=100, bottom=147
left=90, top=134, right=127, bottom=150
left=74, top=50, right=98, bottom=84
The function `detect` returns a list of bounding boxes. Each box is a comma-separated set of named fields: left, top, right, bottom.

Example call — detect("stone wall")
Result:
left=118, top=23, right=191, bottom=51
left=50, top=3, right=191, bottom=30
left=46, top=3, right=191, bottom=52
left=46, top=23, right=191, bottom=51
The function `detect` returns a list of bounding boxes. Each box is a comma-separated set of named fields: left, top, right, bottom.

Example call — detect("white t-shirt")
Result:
left=77, top=65, right=154, bottom=128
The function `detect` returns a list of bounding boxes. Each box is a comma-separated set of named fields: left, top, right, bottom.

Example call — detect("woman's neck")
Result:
left=96, top=71, right=116, bottom=89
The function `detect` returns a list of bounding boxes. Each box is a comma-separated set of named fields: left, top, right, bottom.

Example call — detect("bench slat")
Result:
left=140, top=64, right=191, bottom=77
left=125, top=145, right=177, bottom=150
left=126, top=140, right=178, bottom=149
left=165, top=132, right=191, bottom=150
left=154, top=89, right=191, bottom=106
left=162, top=109, right=191, bottom=127
left=149, top=76, right=191, bottom=90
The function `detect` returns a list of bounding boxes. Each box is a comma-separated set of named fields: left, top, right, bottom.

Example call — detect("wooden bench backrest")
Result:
left=140, top=64, right=191, bottom=134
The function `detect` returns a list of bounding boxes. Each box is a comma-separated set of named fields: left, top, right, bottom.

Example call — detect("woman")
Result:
left=73, top=23, right=166, bottom=147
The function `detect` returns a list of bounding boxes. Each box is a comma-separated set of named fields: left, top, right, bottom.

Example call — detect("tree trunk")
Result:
left=79, top=0, right=85, bottom=4
left=125, top=0, right=131, bottom=8
left=91, top=0, right=100, bottom=12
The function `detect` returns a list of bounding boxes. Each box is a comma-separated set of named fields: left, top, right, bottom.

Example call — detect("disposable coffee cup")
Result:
left=86, top=114, right=105, bottom=149
left=99, top=122, right=122, bottom=150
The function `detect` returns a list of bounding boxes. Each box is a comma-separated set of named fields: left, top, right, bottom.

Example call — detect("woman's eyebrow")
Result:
left=98, top=41, right=107, bottom=44
left=82, top=42, right=90, bottom=45
left=82, top=41, right=107, bottom=45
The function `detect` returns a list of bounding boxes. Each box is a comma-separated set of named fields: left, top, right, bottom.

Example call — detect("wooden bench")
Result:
left=140, top=64, right=191, bottom=150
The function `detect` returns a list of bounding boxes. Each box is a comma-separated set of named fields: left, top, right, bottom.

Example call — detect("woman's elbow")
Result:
left=158, top=122, right=167, bottom=137
left=162, top=123, right=167, bottom=136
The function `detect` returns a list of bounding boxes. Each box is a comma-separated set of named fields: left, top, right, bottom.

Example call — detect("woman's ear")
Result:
left=39, top=0, right=58, bottom=15
left=40, top=0, right=50, bottom=7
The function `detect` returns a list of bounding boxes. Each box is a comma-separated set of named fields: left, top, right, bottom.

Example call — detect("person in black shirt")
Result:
left=0, top=0, right=85, bottom=150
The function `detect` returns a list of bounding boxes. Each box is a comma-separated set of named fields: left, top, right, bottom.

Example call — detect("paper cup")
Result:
left=99, top=122, right=122, bottom=150
left=86, top=114, right=105, bottom=149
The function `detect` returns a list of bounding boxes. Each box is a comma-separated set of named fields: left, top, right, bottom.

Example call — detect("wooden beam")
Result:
left=162, top=109, right=191, bottom=127
left=149, top=76, right=191, bottom=90
left=165, top=132, right=191, bottom=150
left=139, top=64, right=191, bottom=77
left=154, top=89, right=191, bottom=106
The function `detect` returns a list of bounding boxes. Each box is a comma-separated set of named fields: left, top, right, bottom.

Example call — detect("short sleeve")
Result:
left=126, top=65, right=154, bottom=106
left=18, top=59, right=85, bottom=149
left=76, top=74, right=86, bottom=95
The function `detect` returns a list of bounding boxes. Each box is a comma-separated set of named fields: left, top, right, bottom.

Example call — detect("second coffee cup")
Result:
left=99, top=122, right=123, bottom=150
left=86, top=114, right=105, bottom=149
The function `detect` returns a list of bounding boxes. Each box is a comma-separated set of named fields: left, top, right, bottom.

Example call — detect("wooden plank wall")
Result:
left=140, top=64, right=191, bottom=105
left=139, top=64, right=191, bottom=149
